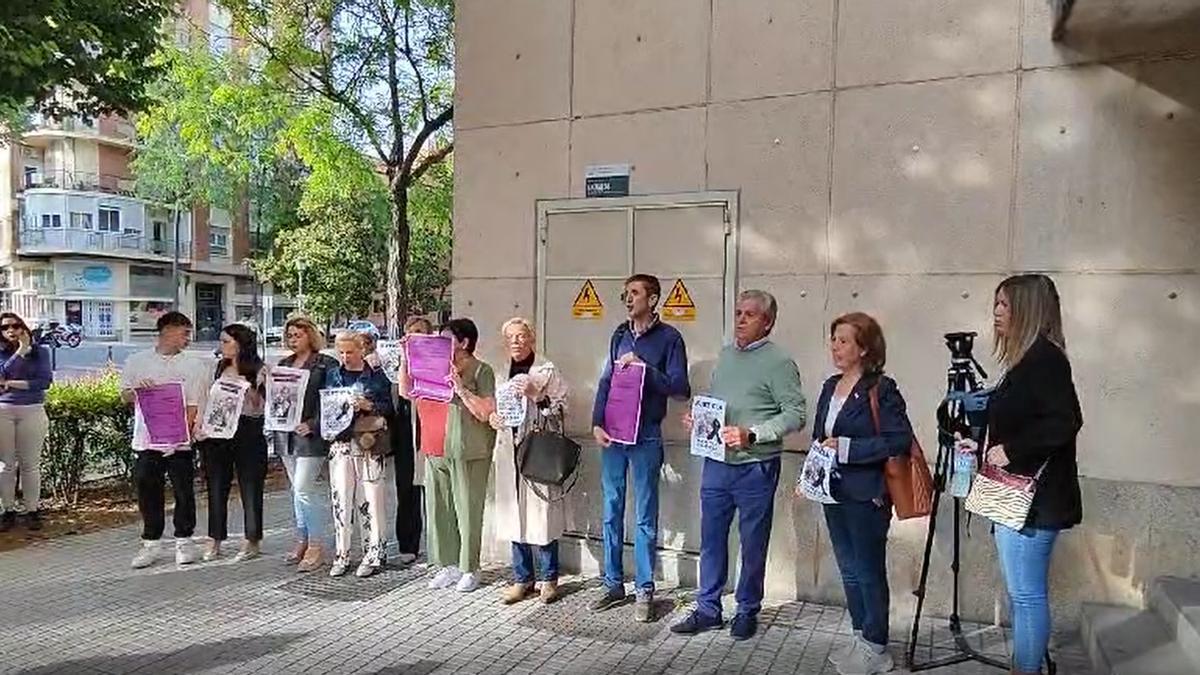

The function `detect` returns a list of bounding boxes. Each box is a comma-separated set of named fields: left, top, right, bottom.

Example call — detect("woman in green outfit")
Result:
left=423, top=318, right=497, bottom=593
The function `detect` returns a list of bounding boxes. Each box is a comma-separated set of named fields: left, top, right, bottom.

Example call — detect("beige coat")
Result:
left=491, top=356, right=568, bottom=546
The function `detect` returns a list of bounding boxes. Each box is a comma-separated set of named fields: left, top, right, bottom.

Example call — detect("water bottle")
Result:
left=949, top=450, right=977, bottom=498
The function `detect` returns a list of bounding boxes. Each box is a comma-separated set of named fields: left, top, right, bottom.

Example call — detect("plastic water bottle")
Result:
left=949, top=451, right=977, bottom=498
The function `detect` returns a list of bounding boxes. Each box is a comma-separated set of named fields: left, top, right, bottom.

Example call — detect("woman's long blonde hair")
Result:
left=993, top=274, right=1066, bottom=369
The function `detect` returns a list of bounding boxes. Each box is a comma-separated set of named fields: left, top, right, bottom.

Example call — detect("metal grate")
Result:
left=517, top=579, right=678, bottom=645
left=276, top=565, right=429, bottom=602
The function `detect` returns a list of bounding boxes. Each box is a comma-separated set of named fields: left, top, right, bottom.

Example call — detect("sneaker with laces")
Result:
left=669, top=610, right=723, bottom=635
left=634, top=590, right=654, bottom=623
left=175, top=538, right=200, bottom=565
left=456, top=572, right=480, bottom=592
left=589, top=584, right=628, bottom=612
left=329, top=556, right=351, bottom=577
left=356, top=559, right=380, bottom=578
left=829, top=633, right=861, bottom=667
left=836, top=639, right=894, bottom=675
left=730, top=613, right=758, bottom=641
left=428, top=566, right=463, bottom=589
left=131, top=541, right=160, bottom=569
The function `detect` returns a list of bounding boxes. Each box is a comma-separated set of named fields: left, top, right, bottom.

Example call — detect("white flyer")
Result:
left=496, top=380, right=528, bottom=428
left=376, top=340, right=403, bottom=383
left=265, top=366, right=310, bottom=432
left=320, top=387, right=358, bottom=441
left=799, top=440, right=838, bottom=504
left=689, top=396, right=727, bottom=461
left=200, top=377, right=250, bottom=440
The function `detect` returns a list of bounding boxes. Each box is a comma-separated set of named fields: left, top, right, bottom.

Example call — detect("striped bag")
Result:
left=963, top=461, right=1047, bottom=530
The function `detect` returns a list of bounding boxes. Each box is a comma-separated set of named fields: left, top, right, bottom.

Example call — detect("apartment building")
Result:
left=0, top=0, right=296, bottom=342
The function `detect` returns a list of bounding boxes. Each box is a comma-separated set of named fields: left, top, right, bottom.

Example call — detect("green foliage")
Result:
left=41, top=371, right=134, bottom=506
left=0, top=0, right=173, bottom=124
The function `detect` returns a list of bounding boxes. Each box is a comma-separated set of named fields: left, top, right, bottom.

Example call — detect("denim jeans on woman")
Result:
left=281, top=452, right=328, bottom=545
left=823, top=499, right=891, bottom=649
left=995, top=524, right=1059, bottom=673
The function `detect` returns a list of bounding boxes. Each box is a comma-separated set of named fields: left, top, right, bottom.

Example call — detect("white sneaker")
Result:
left=428, top=566, right=462, bottom=589
left=836, top=639, right=894, bottom=675
left=131, top=541, right=160, bottom=569
left=175, top=538, right=200, bottom=566
left=356, top=559, right=380, bottom=578
left=830, top=632, right=863, bottom=666
left=329, top=557, right=350, bottom=577
left=455, top=572, right=480, bottom=593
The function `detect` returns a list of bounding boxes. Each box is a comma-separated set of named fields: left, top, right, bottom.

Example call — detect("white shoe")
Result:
left=455, top=572, right=480, bottom=593
left=131, top=541, right=160, bottom=569
left=330, top=557, right=351, bottom=577
left=175, top=538, right=200, bottom=566
left=836, top=639, right=894, bottom=675
left=356, top=560, right=380, bottom=578
left=428, top=566, right=462, bottom=589
left=829, top=632, right=862, bottom=666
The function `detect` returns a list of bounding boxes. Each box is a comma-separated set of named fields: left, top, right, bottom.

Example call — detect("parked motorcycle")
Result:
left=33, top=322, right=84, bottom=349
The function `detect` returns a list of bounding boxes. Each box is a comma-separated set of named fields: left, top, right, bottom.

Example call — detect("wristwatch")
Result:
left=746, top=430, right=758, bottom=446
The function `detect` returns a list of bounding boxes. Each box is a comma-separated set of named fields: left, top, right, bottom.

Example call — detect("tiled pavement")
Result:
left=0, top=492, right=1093, bottom=674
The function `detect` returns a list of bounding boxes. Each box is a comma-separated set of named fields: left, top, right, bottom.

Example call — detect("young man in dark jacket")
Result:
left=589, top=274, right=690, bottom=622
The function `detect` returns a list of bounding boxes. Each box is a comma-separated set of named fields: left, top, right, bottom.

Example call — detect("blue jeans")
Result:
left=697, top=458, right=780, bottom=620
left=995, top=525, right=1059, bottom=672
left=824, top=500, right=891, bottom=648
left=600, top=438, right=664, bottom=593
left=512, top=540, right=560, bottom=583
left=281, top=454, right=328, bottom=545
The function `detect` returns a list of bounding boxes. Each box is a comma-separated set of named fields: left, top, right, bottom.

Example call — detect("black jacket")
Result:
left=986, top=336, right=1083, bottom=530
left=272, top=352, right=339, bottom=457
left=813, top=373, right=913, bottom=503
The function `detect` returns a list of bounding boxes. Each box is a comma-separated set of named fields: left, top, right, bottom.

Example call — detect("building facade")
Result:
left=452, top=0, right=1200, bottom=629
left=0, top=0, right=296, bottom=341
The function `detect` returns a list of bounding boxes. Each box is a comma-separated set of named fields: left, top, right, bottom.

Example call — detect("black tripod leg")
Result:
left=906, top=469, right=947, bottom=668
left=1045, top=650, right=1057, bottom=675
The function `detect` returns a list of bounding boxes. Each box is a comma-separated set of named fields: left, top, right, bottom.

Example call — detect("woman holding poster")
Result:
left=272, top=317, right=339, bottom=572
left=196, top=324, right=269, bottom=563
left=489, top=318, right=569, bottom=605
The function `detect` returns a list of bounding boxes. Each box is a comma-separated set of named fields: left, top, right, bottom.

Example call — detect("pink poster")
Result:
left=135, top=382, right=191, bottom=448
left=604, top=362, right=645, bottom=445
left=405, top=334, right=454, bottom=402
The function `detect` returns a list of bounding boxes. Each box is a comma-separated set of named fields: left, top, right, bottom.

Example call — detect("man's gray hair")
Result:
left=738, top=289, right=778, bottom=324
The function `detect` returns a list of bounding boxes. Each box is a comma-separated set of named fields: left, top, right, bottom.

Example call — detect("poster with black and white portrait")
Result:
left=320, top=387, right=357, bottom=441
left=201, top=378, right=250, bottom=440
left=265, top=366, right=310, bottom=432
left=689, top=396, right=726, bottom=461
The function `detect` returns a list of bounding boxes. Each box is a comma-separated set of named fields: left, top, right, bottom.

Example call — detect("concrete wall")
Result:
left=452, top=0, right=1200, bottom=629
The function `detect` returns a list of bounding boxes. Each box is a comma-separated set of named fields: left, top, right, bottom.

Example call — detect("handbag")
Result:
left=964, top=461, right=1046, bottom=530
left=868, top=383, right=934, bottom=519
left=515, top=407, right=581, bottom=502
left=352, top=414, right=391, bottom=457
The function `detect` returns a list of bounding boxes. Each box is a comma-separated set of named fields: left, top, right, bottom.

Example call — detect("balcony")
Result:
left=23, top=114, right=137, bottom=149
left=22, top=169, right=137, bottom=197
left=19, top=228, right=191, bottom=262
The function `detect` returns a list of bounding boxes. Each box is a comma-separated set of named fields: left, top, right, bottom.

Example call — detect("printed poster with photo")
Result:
left=265, top=366, right=310, bottom=432
left=320, top=387, right=358, bottom=441
left=689, top=396, right=726, bottom=461
left=376, top=340, right=403, bottom=383
left=201, top=378, right=250, bottom=440
left=799, top=440, right=838, bottom=504
left=495, top=379, right=527, bottom=428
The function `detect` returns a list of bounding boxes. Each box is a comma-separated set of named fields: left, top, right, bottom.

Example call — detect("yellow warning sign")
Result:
left=662, top=278, right=696, bottom=322
left=571, top=279, right=604, bottom=319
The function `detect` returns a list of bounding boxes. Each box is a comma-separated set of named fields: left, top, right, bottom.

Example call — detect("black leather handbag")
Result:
left=515, top=410, right=581, bottom=501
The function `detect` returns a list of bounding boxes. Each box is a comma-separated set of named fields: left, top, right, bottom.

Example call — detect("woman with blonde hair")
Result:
left=273, top=316, right=339, bottom=571
left=968, top=274, right=1082, bottom=675
left=490, top=318, right=569, bottom=605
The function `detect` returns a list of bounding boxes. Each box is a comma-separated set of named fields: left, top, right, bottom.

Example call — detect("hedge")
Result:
left=41, top=371, right=135, bottom=506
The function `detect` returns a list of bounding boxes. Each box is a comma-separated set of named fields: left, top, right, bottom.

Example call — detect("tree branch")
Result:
left=400, top=104, right=453, bottom=179
left=380, top=0, right=404, bottom=166
left=409, top=141, right=453, bottom=184
left=403, top=5, right=430, bottom=124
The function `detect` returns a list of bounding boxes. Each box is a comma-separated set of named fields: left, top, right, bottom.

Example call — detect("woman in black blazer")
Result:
left=802, top=312, right=912, bottom=675
left=981, top=274, right=1082, bottom=675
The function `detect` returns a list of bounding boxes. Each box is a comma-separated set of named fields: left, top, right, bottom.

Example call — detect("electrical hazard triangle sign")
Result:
left=662, top=278, right=696, bottom=322
left=571, top=279, right=604, bottom=319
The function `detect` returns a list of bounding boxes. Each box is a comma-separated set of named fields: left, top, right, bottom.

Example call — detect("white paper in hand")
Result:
left=495, top=381, right=527, bottom=428
left=201, top=378, right=250, bottom=440
left=320, top=388, right=358, bottom=441
left=689, top=396, right=726, bottom=461
left=799, top=440, right=838, bottom=504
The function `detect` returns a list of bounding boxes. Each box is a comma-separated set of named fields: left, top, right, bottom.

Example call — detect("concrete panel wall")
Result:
left=454, top=0, right=1200, bottom=628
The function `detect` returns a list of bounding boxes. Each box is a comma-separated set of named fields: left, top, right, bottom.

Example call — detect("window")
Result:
left=98, top=207, right=121, bottom=233
left=27, top=269, right=53, bottom=290
left=23, top=167, right=38, bottom=188
left=70, top=212, right=93, bottom=229
left=235, top=278, right=258, bottom=295
left=210, top=226, right=230, bottom=256
left=41, top=214, right=62, bottom=229
left=130, top=266, right=173, bottom=297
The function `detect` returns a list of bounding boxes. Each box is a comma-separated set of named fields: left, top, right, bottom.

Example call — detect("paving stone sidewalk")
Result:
left=0, top=492, right=1092, bottom=674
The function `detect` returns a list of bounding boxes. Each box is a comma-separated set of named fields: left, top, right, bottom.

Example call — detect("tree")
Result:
left=226, top=0, right=454, bottom=336
left=0, top=0, right=173, bottom=124
left=407, top=157, right=452, bottom=315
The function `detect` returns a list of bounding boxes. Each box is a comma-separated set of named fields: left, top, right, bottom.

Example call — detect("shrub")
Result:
left=41, top=371, right=134, bottom=506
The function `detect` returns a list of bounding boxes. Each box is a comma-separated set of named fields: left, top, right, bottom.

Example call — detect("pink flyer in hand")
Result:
left=135, top=382, right=191, bottom=448
left=405, top=334, right=454, bottom=402
left=604, top=362, right=645, bottom=445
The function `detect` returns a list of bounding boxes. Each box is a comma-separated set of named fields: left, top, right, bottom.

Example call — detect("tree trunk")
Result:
left=385, top=183, right=411, bottom=339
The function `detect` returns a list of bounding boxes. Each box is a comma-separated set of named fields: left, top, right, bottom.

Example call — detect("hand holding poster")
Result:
left=265, top=366, right=310, bottom=432
left=603, top=362, right=645, bottom=445
left=689, top=396, right=726, bottom=461
left=320, top=387, right=358, bottom=441
left=201, top=378, right=250, bottom=439
left=496, top=380, right=527, bottom=428
left=135, top=382, right=190, bottom=448
left=799, top=440, right=838, bottom=504
left=376, top=340, right=403, bottom=383
left=405, top=335, right=454, bottom=402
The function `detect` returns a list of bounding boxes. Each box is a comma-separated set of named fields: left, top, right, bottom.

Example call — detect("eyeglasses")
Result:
left=0, top=323, right=22, bottom=330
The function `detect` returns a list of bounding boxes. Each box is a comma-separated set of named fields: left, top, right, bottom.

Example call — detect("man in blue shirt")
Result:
left=590, top=274, right=690, bottom=622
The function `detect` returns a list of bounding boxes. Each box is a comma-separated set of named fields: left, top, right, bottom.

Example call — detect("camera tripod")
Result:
left=903, top=333, right=1056, bottom=674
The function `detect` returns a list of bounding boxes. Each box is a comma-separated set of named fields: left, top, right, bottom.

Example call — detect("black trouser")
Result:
left=201, top=417, right=268, bottom=542
left=391, top=416, right=423, bottom=556
left=135, top=449, right=197, bottom=541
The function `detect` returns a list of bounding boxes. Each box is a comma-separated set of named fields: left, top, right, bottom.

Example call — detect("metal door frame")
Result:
left=535, top=190, right=741, bottom=349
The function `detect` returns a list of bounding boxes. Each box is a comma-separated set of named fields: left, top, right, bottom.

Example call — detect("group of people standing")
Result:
left=0, top=266, right=1077, bottom=675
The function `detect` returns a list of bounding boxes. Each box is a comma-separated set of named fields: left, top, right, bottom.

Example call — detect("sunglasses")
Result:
left=0, top=323, right=23, bottom=330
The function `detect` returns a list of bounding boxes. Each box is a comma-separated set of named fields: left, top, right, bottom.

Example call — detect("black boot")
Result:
left=0, top=511, right=16, bottom=532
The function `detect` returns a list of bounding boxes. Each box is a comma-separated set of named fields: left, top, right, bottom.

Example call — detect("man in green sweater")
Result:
left=671, top=289, right=806, bottom=641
